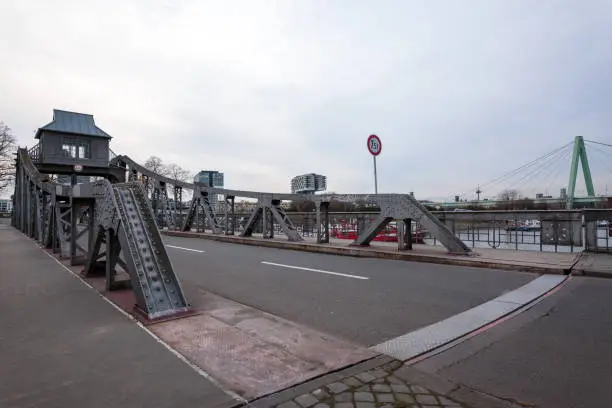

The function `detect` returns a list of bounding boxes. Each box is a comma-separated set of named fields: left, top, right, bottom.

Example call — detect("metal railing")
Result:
left=27, top=143, right=40, bottom=163
left=262, top=210, right=607, bottom=253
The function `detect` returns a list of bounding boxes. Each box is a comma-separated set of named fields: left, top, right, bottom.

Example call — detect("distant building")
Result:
left=194, top=170, right=224, bottom=212
left=194, top=170, right=224, bottom=188
left=291, top=173, right=327, bottom=194
left=0, top=198, right=13, bottom=214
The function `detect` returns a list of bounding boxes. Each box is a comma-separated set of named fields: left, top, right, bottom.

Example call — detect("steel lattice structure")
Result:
left=11, top=110, right=471, bottom=320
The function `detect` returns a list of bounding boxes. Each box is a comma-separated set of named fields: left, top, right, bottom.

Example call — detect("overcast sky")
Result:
left=1, top=0, right=611, bottom=200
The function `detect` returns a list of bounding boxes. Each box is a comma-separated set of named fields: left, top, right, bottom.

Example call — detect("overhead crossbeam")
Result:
left=110, top=155, right=469, bottom=251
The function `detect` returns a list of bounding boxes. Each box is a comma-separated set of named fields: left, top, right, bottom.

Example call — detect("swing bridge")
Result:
left=9, top=109, right=612, bottom=321
left=10, top=109, right=472, bottom=320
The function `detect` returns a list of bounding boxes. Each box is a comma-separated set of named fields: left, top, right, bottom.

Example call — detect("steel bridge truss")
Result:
left=12, top=149, right=191, bottom=320
left=111, top=155, right=470, bottom=254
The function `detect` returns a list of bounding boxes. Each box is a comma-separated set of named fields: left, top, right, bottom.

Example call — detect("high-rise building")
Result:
left=194, top=170, right=224, bottom=187
left=194, top=170, right=224, bottom=212
left=291, top=173, right=327, bottom=194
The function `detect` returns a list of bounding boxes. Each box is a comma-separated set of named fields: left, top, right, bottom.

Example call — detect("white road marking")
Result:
left=261, top=261, right=369, bottom=280
left=165, top=245, right=205, bottom=253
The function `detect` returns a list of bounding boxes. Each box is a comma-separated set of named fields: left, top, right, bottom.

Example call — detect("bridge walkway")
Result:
left=0, top=220, right=239, bottom=408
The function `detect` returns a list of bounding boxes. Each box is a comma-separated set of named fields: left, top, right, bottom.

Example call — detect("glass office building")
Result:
left=194, top=170, right=224, bottom=187
left=194, top=170, right=224, bottom=212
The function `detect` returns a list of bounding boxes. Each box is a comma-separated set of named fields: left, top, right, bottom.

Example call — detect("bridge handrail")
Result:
left=18, top=148, right=63, bottom=194
left=111, top=155, right=429, bottom=204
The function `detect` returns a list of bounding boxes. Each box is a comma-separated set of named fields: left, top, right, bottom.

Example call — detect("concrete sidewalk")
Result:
left=162, top=230, right=580, bottom=275
left=0, top=221, right=240, bottom=408
left=572, top=252, right=612, bottom=278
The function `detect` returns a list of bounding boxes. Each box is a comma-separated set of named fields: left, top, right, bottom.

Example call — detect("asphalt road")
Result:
left=162, top=235, right=537, bottom=346
left=415, top=276, right=612, bottom=408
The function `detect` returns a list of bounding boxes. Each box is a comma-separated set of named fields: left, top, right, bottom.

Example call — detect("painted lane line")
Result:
left=261, top=261, right=369, bottom=280
left=371, top=274, right=568, bottom=361
left=165, top=245, right=205, bottom=253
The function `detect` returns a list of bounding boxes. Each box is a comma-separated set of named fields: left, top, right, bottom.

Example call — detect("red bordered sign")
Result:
left=367, top=134, right=382, bottom=156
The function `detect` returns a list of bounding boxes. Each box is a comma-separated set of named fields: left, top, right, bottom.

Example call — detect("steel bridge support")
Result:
left=12, top=148, right=191, bottom=321
left=349, top=195, right=471, bottom=254
left=316, top=201, right=330, bottom=243
left=240, top=197, right=303, bottom=241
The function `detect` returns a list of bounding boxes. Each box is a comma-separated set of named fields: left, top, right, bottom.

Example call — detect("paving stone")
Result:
left=295, top=393, right=319, bottom=408
left=376, top=393, right=395, bottom=403
left=336, top=403, right=355, bottom=408
left=327, top=382, right=350, bottom=394
left=335, top=393, right=353, bottom=403
left=395, top=393, right=416, bottom=404
left=373, top=378, right=387, bottom=384
left=355, top=372, right=376, bottom=383
left=372, top=384, right=392, bottom=393
left=354, top=392, right=375, bottom=402
left=313, top=404, right=330, bottom=408
left=355, top=385, right=371, bottom=392
left=411, top=385, right=430, bottom=394
left=355, top=403, right=376, bottom=408
left=438, top=396, right=461, bottom=407
left=278, top=401, right=300, bottom=408
left=368, top=369, right=388, bottom=379
left=387, top=375, right=405, bottom=385
left=390, top=384, right=411, bottom=394
left=416, top=394, right=439, bottom=405
left=312, top=388, right=330, bottom=401
left=342, top=377, right=363, bottom=388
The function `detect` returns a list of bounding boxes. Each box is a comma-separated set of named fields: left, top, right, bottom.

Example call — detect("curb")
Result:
left=161, top=231, right=568, bottom=275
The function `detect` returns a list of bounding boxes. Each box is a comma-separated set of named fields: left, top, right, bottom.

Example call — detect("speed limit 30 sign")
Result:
left=367, top=134, right=382, bottom=156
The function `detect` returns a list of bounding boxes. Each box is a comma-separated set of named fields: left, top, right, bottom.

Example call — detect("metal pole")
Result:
left=373, top=155, right=378, bottom=194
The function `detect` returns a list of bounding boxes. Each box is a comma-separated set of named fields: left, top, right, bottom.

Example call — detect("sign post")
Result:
left=367, top=134, right=382, bottom=194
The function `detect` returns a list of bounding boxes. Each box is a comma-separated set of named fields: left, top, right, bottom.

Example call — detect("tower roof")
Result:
left=35, top=109, right=112, bottom=139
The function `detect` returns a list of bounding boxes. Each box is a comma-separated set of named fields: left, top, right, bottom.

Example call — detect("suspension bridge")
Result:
left=432, top=136, right=612, bottom=209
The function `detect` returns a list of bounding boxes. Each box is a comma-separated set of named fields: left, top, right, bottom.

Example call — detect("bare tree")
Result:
left=166, top=163, right=191, bottom=182
left=143, top=156, right=168, bottom=176
left=497, top=189, right=521, bottom=201
left=0, top=122, right=17, bottom=194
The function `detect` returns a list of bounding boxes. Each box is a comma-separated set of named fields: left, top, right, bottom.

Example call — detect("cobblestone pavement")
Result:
left=267, top=361, right=468, bottom=408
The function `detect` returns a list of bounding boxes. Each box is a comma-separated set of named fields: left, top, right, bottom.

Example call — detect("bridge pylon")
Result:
left=567, top=135, right=595, bottom=209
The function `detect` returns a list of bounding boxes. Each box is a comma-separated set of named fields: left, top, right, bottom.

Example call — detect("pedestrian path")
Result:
left=0, top=221, right=240, bottom=408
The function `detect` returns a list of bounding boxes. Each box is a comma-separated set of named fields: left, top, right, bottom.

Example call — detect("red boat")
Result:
left=330, top=221, right=425, bottom=244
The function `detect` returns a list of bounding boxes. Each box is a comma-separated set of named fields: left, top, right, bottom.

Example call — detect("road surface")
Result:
left=162, top=235, right=536, bottom=346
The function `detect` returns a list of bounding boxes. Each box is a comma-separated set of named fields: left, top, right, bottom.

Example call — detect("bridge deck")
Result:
left=163, top=230, right=582, bottom=275
left=0, top=220, right=238, bottom=408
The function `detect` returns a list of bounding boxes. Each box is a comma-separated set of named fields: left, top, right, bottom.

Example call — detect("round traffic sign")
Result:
left=367, top=134, right=382, bottom=156
left=74, top=164, right=83, bottom=172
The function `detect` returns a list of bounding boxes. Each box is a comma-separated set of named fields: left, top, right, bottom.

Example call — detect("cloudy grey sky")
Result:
left=2, top=0, right=612, bottom=200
